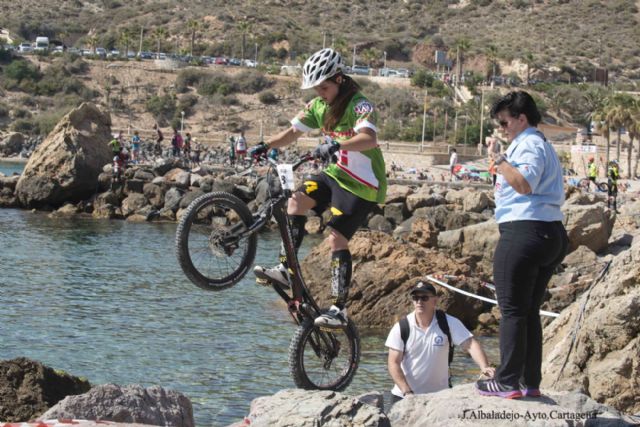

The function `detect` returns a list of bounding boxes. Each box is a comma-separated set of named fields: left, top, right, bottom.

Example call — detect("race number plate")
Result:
left=276, top=164, right=295, bottom=191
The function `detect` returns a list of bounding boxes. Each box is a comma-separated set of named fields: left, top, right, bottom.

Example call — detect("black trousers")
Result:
left=493, top=220, right=568, bottom=388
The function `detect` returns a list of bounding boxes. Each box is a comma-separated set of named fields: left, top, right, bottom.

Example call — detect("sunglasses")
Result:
left=498, top=120, right=509, bottom=128
left=411, top=294, right=433, bottom=302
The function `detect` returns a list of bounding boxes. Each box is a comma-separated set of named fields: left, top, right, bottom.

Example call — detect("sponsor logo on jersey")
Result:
left=354, top=100, right=374, bottom=115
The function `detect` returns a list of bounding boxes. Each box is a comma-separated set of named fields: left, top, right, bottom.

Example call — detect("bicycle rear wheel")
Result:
left=175, top=192, right=257, bottom=291
left=597, top=182, right=609, bottom=192
left=288, top=319, right=360, bottom=391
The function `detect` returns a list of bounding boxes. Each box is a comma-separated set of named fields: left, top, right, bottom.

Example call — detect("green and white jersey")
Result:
left=291, top=93, right=387, bottom=204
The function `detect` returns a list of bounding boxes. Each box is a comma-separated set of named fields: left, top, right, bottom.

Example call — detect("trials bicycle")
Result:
left=175, top=153, right=360, bottom=391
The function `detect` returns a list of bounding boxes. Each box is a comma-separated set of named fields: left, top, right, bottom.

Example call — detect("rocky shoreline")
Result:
left=1, top=103, right=639, bottom=425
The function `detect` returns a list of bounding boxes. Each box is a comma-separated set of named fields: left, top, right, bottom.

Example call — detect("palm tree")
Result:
left=152, top=27, right=167, bottom=58
left=485, top=44, right=499, bottom=82
left=521, top=52, right=536, bottom=85
left=361, top=48, right=380, bottom=67
left=187, top=19, right=200, bottom=57
left=625, top=100, right=640, bottom=178
left=87, top=34, right=99, bottom=54
left=605, top=93, right=635, bottom=164
left=119, top=29, right=132, bottom=58
left=236, top=19, right=251, bottom=62
left=452, top=37, right=471, bottom=86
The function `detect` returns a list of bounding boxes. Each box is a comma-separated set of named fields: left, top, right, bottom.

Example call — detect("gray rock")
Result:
left=151, top=176, right=165, bottom=185
left=0, top=174, right=20, bottom=190
left=124, top=179, right=145, bottom=194
left=385, top=184, right=413, bottom=204
left=239, top=389, right=389, bottom=427
left=133, top=169, right=155, bottom=182
left=388, top=383, right=628, bottom=427
left=436, top=228, right=463, bottom=251
left=384, top=202, right=407, bottom=226
left=234, top=184, right=255, bottom=201
left=164, top=168, right=190, bottom=188
left=121, top=193, right=148, bottom=216
left=368, top=214, right=394, bottom=233
left=179, top=189, right=205, bottom=209
left=0, top=132, right=26, bottom=156
left=562, top=203, right=614, bottom=254
left=143, top=183, right=164, bottom=209
left=406, top=191, right=444, bottom=212
left=189, top=174, right=203, bottom=187
left=462, top=190, right=491, bottom=213
left=15, top=103, right=113, bottom=208
left=38, top=384, right=194, bottom=427
left=164, top=187, right=183, bottom=212
left=444, top=211, right=490, bottom=231
left=199, top=176, right=214, bottom=193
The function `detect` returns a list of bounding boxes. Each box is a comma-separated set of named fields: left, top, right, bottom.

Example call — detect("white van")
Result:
left=34, top=36, right=49, bottom=52
left=19, top=42, right=32, bottom=53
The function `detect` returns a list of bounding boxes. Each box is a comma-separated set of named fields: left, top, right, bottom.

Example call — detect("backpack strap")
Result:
left=399, top=316, right=410, bottom=356
left=435, top=309, right=454, bottom=388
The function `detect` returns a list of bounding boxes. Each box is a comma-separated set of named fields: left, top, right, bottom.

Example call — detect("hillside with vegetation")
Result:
left=1, top=0, right=640, bottom=78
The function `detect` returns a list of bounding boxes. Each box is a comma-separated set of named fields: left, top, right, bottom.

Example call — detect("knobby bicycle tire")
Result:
left=288, top=318, right=360, bottom=391
left=597, top=182, right=609, bottom=192
left=175, top=191, right=257, bottom=291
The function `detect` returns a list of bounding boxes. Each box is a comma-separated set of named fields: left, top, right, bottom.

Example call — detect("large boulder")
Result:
left=0, top=132, right=26, bottom=156
left=15, top=103, right=112, bottom=208
left=301, top=231, right=485, bottom=330
left=232, top=389, right=389, bottom=427
left=541, top=235, right=640, bottom=415
left=38, top=384, right=194, bottom=427
left=0, top=357, right=91, bottom=422
left=562, top=203, right=614, bottom=254
left=388, top=383, right=631, bottom=426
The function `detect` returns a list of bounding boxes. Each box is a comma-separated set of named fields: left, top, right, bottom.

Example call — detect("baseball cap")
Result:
left=409, top=281, right=436, bottom=295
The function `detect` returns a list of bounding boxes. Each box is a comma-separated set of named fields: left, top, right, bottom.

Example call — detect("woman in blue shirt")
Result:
left=476, top=91, right=569, bottom=399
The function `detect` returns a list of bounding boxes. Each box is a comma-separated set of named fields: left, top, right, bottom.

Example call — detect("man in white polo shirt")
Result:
left=386, top=281, right=495, bottom=404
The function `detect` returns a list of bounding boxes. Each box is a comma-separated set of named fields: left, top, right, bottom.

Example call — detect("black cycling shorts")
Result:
left=298, top=172, right=377, bottom=240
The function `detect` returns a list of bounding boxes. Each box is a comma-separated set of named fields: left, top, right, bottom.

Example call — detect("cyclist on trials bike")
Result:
left=250, top=48, right=387, bottom=329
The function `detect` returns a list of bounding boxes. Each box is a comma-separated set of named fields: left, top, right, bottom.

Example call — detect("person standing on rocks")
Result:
left=153, top=124, right=164, bottom=157
left=249, top=48, right=386, bottom=328
left=386, top=282, right=495, bottom=405
left=449, top=148, right=458, bottom=181
left=108, top=131, right=123, bottom=155
left=476, top=91, right=568, bottom=399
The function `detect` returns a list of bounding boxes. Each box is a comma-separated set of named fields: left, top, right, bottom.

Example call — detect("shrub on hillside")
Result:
left=146, top=94, right=176, bottom=120
left=259, top=91, right=278, bottom=105
left=0, top=102, right=9, bottom=118
left=235, top=71, right=273, bottom=93
left=3, top=60, right=41, bottom=84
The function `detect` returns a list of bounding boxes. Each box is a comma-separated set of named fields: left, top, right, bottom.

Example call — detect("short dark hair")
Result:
left=451, top=148, right=457, bottom=153
left=490, top=91, right=542, bottom=126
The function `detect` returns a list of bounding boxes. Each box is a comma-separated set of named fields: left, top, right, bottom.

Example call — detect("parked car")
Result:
left=214, top=57, right=228, bottom=65
left=243, top=59, right=257, bottom=67
left=106, top=49, right=120, bottom=58
left=51, top=46, right=64, bottom=55
left=350, top=65, right=370, bottom=76
left=228, top=57, right=241, bottom=66
left=138, top=51, right=153, bottom=59
left=378, top=67, right=394, bottom=77
left=19, top=42, right=32, bottom=53
left=395, top=68, right=411, bottom=78
left=95, top=47, right=107, bottom=57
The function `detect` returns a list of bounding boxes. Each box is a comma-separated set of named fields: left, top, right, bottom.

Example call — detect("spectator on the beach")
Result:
left=228, top=135, right=236, bottom=166
left=192, top=139, right=202, bottom=166
left=235, top=130, right=247, bottom=159
left=131, top=131, right=141, bottom=164
left=183, top=132, right=192, bottom=160
left=153, top=124, right=164, bottom=157
left=386, top=282, right=494, bottom=405
left=607, top=160, right=620, bottom=212
left=587, top=156, right=597, bottom=190
left=108, top=131, right=123, bottom=155
left=449, top=148, right=458, bottom=181
left=171, top=128, right=183, bottom=157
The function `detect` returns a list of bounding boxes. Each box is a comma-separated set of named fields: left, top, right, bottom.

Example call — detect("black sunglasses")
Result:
left=411, top=294, right=433, bottom=302
left=498, top=120, right=509, bottom=128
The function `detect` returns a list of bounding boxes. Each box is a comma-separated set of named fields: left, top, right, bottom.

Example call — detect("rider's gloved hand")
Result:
left=250, top=142, right=269, bottom=158
left=313, top=140, right=340, bottom=161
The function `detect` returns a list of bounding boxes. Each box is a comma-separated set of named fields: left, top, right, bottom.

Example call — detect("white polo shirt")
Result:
left=385, top=310, right=473, bottom=396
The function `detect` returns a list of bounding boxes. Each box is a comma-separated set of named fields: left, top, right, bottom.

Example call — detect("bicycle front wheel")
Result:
left=288, top=319, right=360, bottom=391
left=597, top=182, right=609, bottom=192
left=175, top=192, right=257, bottom=291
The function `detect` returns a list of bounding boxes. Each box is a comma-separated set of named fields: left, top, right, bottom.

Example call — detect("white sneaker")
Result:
left=314, top=305, right=348, bottom=328
left=254, top=263, right=290, bottom=288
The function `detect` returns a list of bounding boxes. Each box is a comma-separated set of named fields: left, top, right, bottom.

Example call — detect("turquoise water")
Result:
left=0, top=208, right=498, bottom=426
left=0, top=160, right=25, bottom=176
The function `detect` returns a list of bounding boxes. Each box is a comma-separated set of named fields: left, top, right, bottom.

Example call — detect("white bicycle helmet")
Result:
left=301, top=48, right=344, bottom=90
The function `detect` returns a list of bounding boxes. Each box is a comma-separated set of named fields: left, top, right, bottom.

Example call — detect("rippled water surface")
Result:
left=0, top=160, right=25, bottom=176
left=0, top=207, right=497, bottom=426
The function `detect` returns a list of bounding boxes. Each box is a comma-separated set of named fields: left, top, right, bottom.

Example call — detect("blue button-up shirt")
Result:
left=494, top=127, right=564, bottom=223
